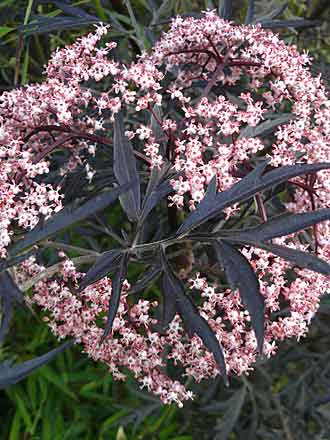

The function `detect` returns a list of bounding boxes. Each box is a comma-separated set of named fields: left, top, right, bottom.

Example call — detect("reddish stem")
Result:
left=228, top=59, right=262, bottom=68
left=255, top=193, right=268, bottom=223
left=147, top=105, right=170, bottom=141
left=16, top=134, right=73, bottom=183
left=165, top=48, right=218, bottom=60
left=290, top=177, right=319, bottom=253
left=307, top=174, right=319, bottom=254
left=201, top=63, right=225, bottom=99
left=205, top=35, right=222, bottom=62
left=24, top=125, right=152, bottom=165
left=289, top=179, right=318, bottom=195
left=33, top=134, right=73, bottom=164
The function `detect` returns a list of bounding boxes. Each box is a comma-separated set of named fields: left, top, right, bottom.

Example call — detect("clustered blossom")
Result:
left=2, top=12, right=330, bottom=405
left=110, top=11, right=330, bottom=358
left=114, top=11, right=330, bottom=209
left=20, top=238, right=330, bottom=407
left=19, top=255, right=193, bottom=407
left=0, top=24, right=119, bottom=256
left=0, top=122, right=63, bottom=256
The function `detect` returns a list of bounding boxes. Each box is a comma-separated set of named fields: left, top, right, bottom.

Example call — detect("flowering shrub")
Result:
left=1, top=11, right=330, bottom=407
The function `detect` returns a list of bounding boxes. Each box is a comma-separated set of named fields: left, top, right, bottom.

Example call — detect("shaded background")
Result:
left=1, top=1, right=330, bottom=438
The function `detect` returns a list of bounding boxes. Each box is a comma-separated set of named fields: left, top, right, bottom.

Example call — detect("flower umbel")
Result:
left=1, top=13, right=330, bottom=406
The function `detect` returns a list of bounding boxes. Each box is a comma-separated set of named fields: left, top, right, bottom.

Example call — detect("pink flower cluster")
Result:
left=21, top=239, right=329, bottom=406
left=0, top=24, right=119, bottom=256
left=116, top=10, right=330, bottom=209
left=2, top=12, right=330, bottom=405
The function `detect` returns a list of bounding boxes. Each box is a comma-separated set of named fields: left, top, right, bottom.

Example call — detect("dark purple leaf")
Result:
left=214, top=240, right=264, bottom=354
left=160, top=248, right=228, bottom=383
left=256, top=2, right=288, bottom=21
left=219, top=0, right=233, bottom=20
left=113, top=112, right=141, bottom=221
left=238, top=114, right=294, bottom=139
left=0, top=340, right=73, bottom=388
left=129, top=265, right=162, bottom=294
left=214, top=387, right=247, bottom=439
left=260, top=18, right=321, bottom=29
left=227, top=239, right=330, bottom=276
left=0, top=272, right=24, bottom=345
left=19, top=16, right=99, bottom=35
left=232, top=208, right=330, bottom=242
left=140, top=164, right=174, bottom=223
left=245, top=0, right=255, bottom=24
left=10, top=182, right=133, bottom=256
left=178, top=162, right=330, bottom=235
left=40, top=0, right=98, bottom=19
left=101, top=252, right=129, bottom=342
left=177, top=161, right=267, bottom=235
left=79, top=249, right=123, bottom=292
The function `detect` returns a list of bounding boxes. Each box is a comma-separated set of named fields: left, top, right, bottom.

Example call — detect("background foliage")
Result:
left=1, top=0, right=330, bottom=439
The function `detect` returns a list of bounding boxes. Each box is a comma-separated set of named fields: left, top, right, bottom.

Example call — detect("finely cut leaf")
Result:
left=101, top=253, right=129, bottom=342
left=0, top=340, right=73, bottom=388
left=79, top=249, right=123, bottom=292
left=10, top=182, right=132, bottom=256
left=150, top=104, right=166, bottom=154
left=160, top=248, right=228, bottom=383
left=255, top=2, right=288, bottom=22
left=140, top=164, right=173, bottom=223
left=260, top=18, right=320, bottom=29
left=19, top=17, right=99, bottom=35
left=42, top=0, right=98, bottom=19
left=178, top=162, right=330, bottom=235
left=214, top=387, right=247, bottom=440
left=177, top=161, right=267, bottom=235
left=113, top=112, right=141, bottom=221
left=227, top=239, right=330, bottom=275
left=214, top=240, right=264, bottom=354
left=130, top=265, right=162, bottom=294
left=0, top=272, right=24, bottom=344
left=238, top=114, right=294, bottom=139
left=232, top=208, right=330, bottom=242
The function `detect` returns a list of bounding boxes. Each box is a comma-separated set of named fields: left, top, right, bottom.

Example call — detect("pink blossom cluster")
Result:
left=20, top=255, right=194, bottom=406
left=20, top=239, right=330, bottom=406
left=109, top=11, right=330, bottom=374
left=2, top=12, right=330, bottom=405
left=115, top=11, right=330, bottom=208
left=0, top=24, right=119, bottom=256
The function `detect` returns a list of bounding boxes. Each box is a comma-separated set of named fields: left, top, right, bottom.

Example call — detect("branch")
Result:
left=24, top=125, right=152, bottom=165
left=20, top=255, right=98, bottom=292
